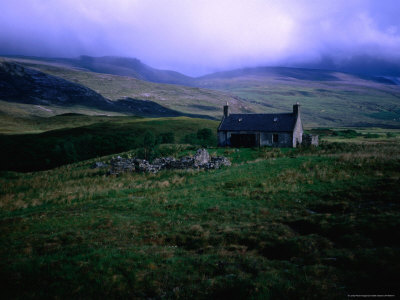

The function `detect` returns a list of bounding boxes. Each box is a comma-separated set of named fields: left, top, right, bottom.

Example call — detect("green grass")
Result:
left=1, top=139, right=399, bottom=299
left=0, top=116, right=219, bottom=171
left=308, top=127, right=400, bottom=143
left=0, top=100, right=129, bottom=134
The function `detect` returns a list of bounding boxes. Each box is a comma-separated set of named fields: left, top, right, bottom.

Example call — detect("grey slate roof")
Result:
left=218, top=113, right=296, bottom=132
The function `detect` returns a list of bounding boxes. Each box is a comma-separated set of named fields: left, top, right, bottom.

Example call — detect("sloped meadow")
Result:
left=1, top=141, right=399, bottom=299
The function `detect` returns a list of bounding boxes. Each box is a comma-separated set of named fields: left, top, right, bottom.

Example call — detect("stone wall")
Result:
left=104, top=149, right=231, bottom=175
left=260, top=132, right=292, bottom=147
left=302, top=134, right=319, bottom=146
left=218, top=131, right=293, bottom=147
left=217, top=131, right=227, bottom=147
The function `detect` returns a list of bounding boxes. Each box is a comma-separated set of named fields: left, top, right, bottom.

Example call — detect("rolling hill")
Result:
left=1, top=55, right=400, bottom=128
left=0, top=60, right=220, bottom=121
left=0, top=57, right=257, bottom=120
left=4, top=55, right=193, bottom=85
left=66, top=55, right=194, bottom=85
left=194, top=66, right=400, bottom=127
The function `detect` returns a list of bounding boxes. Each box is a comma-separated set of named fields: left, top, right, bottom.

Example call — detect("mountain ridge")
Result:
left=0, top=61, right=214, bottom=119
left=1, top=55, right=400, bottom=128
left=3, top=54, right=399, bottom=86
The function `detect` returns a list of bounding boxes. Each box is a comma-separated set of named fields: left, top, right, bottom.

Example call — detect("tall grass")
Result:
left=1, top=139, right=399, bottom=298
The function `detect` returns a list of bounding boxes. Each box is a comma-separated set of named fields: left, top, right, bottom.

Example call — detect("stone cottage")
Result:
left=217, top=103, right=305, bottom=147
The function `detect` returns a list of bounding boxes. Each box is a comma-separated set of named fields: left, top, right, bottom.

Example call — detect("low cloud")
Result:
left=1, top=0, right=399, bottom=75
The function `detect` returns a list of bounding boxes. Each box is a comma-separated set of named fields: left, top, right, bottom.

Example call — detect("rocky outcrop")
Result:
left=0, top=61, right=113, bottom=107
left=91, top=162, right=108, bottom=169
left=194, top=148, right=210, bottom=166
left=106, top=149, right=231, bottom=175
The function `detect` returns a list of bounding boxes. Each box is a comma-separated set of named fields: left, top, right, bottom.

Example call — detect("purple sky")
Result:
left=1, top=0, right=400, bottom=75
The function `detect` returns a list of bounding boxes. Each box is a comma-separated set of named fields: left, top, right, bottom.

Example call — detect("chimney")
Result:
left=223, top=102, right=229, bottom=117
left=293, top=102, right=300, bottom=117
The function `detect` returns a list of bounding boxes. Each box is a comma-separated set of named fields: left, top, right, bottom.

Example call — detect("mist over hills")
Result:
left=292, top=55, right=400, bottom=79
left=3, top=55, right=194, bottom=85
left=68, top=56, right=194, bottom=85
left=5, top=54, right=400, bottom=85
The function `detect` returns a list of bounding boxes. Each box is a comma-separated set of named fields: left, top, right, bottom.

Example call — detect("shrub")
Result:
left=182, top=133, right=199, bottom=145
left=143, top=131, right=156, bottom=148
left=197, top=128, right=213, bottom=140
left=135, top=146, right=161, bottom=161
left=197, top=128, right=216, bottom=147
left=386, top=132, right=396, bottom=138
left=181, top=128, right=216, bottom=147
left=158, top=132, right=175, bottom=144
left=364, top=133, right=380, bottom=139
left=332, top=129, right=360, bottom=138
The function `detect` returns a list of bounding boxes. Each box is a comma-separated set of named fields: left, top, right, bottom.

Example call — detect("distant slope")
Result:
left=0, top=115, right=219, bottom=171
left=4, top=55, right=194, bottom=85
left=293, top=54, right=400, bottom=78
left=3, top=57, right=254, bottom=118
left=68, top=56, right=195, bottom=85
left=194, top=66, right=400, bottom=128
left=0, top=61, right=216, bottom=119
left=0, top=60, right=113, bottom=108
left=198, top=66, right=340, bottom=81
left=1, top=56, right=400, bottom=128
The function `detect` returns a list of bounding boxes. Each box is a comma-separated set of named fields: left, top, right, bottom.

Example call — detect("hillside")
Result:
left=0, top=58, right=254, bottom=119
left=1, top=138, right=399, bottom=298
left=0, top=115, right=219, bottom=171
left=195, top=66, right=400, bottom=127
left=66, top=56, right=194, bottom=85
left=0, top=60, right=112, bottom=108
left=1, top=56, right=400, bottom=128
left=0, top=60, right=241, bottom=120
left=4, top=55, right=194, bottom=85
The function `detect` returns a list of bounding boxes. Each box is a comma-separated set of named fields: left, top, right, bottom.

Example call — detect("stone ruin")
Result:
left=302, top=134, right=319, bottom=146
left=94, top=149, right=231, bottom=175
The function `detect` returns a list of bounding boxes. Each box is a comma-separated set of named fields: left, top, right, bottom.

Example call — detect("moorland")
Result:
left=0, top=55, right=399, bottom=299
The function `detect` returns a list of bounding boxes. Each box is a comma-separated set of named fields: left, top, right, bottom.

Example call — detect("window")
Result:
left=273, top=134, right=279, bottom=143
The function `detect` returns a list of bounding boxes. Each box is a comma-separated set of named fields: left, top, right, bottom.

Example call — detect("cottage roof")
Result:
left=218, top=113, right=296, bottom=132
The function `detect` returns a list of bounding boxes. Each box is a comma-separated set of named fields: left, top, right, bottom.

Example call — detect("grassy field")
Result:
left=1, top=135, right=399, bottom=298
left=0, top=100, right=130, bottom=134
left=0, top=116, right=219, bottom=171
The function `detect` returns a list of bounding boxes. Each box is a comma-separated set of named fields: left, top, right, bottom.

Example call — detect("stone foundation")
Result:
left=106, top=149, right=231, bottom=175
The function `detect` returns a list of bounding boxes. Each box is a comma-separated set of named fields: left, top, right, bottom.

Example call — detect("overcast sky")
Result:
left=1, top=0, right=400, bottom=75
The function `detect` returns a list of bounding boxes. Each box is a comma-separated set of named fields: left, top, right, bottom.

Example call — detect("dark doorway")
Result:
left=273, top=134, right=279, bottom=143
left=230, top=134, right=257, bottom=147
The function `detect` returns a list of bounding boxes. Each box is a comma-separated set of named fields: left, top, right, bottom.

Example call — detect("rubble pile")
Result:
left=104, top=149, right=231, bottom=175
